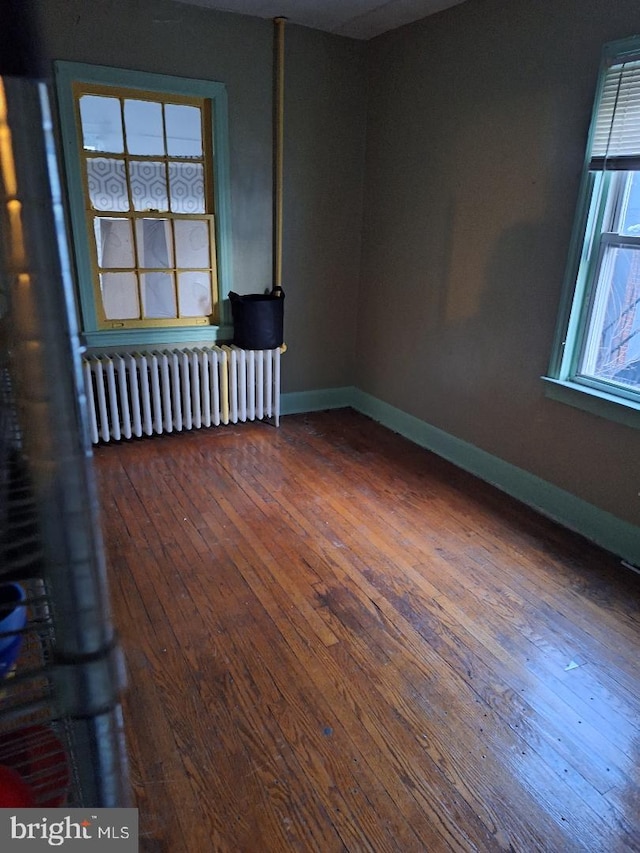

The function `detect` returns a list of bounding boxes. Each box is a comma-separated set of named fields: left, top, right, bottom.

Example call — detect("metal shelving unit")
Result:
left=0, top=2, right=129, bottom=809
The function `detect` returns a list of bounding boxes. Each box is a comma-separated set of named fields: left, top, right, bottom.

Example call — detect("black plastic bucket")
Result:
left=229, top=291, right=284, bottom=350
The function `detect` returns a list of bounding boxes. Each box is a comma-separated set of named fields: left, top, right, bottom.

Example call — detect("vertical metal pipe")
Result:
left=273, top=17, right=286, bottom=294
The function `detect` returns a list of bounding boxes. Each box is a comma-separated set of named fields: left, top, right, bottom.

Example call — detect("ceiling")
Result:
left=171, top=0, right=468, bottom=40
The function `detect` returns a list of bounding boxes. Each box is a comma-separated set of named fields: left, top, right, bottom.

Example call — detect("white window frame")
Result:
left=545, top=37, right=640, bottom=429
left=54, top=61, right=234, bottom=347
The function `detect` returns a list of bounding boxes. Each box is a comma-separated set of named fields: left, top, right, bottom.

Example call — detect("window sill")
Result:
left=542, top=376, right=640, bottom=430
left=82, top=323, right=233, bottom=350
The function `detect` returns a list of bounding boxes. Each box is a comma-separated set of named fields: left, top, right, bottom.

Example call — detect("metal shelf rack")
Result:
left=0, top=13, right=129, bottom=808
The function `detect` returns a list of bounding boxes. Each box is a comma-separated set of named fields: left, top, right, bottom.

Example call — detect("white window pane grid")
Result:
left=130, top=160, right=169, bottom=212
left=618, top=171, right=640, bottom=235
left=174, top=219, right=210, bottom=267
left=165, top=104, right=203, bottom=158
left=79, top=95, right=123, bottom=153
left=93, top=215, right=214, bottom=321
left=94, top=217, right=134, bottom=267
left=178, top=272, right=212, bottom=317
left=141, top=272, right=177, bottom=319
left=135, top=219, right=173, bottom=268
left=87, top=158, right=129, bottom=211
left=100, top=272, right=139, bottom=319
left=124, top=99, right=165, bottom=156
left=169, top=162, right=205, bottom=213
left=579, top=244, right=640, bottom=390
left=77, top=87, right=216, bottom=326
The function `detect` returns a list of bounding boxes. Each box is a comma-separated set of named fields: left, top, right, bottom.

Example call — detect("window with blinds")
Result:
left=590, top=58, right=640, bottom=169
left=547, top=39, right=640, bottom=414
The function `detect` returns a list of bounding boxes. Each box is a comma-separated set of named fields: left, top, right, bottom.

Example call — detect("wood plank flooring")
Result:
left=93, top=409, right=640, bottom=852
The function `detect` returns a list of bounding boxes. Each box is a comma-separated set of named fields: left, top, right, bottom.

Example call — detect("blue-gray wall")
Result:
left=359, top=0, right=640, bottom=528
left=38, top=0, right=367, bottom=392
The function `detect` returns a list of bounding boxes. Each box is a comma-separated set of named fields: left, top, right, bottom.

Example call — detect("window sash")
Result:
left=570, top=173, right=640, bottom=399
left=54, top=61, right=234, bottom=347
left=91, top=213, right=218, bottom=326
left=72, top=82, right=217, bottom=329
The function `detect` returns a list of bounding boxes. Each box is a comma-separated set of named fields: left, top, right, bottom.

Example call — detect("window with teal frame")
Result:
left=54, top=62, right=234, bottom=347
left=545, top=37, right=640, bottom=429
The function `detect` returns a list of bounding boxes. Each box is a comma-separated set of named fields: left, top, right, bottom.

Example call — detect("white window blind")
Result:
left=590, top=58, right=640, bottom=169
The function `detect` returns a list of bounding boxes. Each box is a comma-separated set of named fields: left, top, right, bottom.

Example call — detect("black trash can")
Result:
left=229, top=291, right=284, bottom=350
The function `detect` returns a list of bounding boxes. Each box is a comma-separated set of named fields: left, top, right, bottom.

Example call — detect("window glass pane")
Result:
left=129, top=161, right=168, bottom=212
left=94, top=218, right=134, bottom=268
left=124, top=99, right=165, bottom=155
left=620, top=171, right=640, bottom=236
left=580, top=246, right=640, bottom=389
left=178, top=272, right=212, bottom=317
left=100, top=272, right=139, bottom=319
left=165, top=104, right=203, bottom=158
left=135, top=219, right=173, bottom=269
left=79, top=95, right=123, bottom=153
left=141, top=272, right=177, bottom=318
left=169, top=162, right=205, bottom=213
left=174, top=219, right=210, bottom=267
left=87, top=158, right=129, bottom=211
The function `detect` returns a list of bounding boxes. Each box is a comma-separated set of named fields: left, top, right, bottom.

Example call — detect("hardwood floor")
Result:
left=93, top=409, right=640, bottom=852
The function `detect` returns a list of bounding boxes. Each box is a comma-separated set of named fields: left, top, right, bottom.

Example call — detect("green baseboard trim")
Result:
left=280, top=386, right=639, bottom=567
left=351, top=389, right=639, bottom=568
left=281, top=387, right=355, bottom=416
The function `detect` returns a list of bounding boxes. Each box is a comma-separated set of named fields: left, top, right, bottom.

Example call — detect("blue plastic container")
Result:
left=0, top=583, right=27, bottom=678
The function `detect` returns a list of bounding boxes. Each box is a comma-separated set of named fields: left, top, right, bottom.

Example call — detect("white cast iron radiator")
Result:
left=82, top=345, right=281, bottom=443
